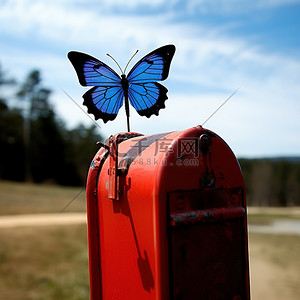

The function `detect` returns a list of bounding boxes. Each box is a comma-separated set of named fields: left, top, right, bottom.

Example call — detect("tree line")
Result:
left=0, top=65, right=103, bottom=186
left=239, top=158, right=300, bottom=207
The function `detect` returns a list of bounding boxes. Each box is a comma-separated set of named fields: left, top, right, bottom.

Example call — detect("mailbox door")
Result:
left=168, top=189, right=249, bottom=299
left=156, top=126, right=250, bottom=299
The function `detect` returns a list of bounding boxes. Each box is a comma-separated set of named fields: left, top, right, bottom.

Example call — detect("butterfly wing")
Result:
left=82, top=86, right=124, bottom=122
left=128, top=82, right=168, bottom=117
left=127, top=44, right=175, bottom=117
left=68, top=51, right=123, bottom=122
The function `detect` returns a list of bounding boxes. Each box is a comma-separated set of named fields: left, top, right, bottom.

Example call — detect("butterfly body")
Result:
left=120, top=74, right=129, bottom=92
left=120, top=74, right=131, bottom=130
left=68, top=45, right=175, bottom=131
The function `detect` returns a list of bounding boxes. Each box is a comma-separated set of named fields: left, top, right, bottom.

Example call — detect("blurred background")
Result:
left=0, top=0, right=300, bottom=299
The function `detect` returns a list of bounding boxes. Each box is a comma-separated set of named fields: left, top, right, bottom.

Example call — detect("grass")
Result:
left=247, top=206, right=300, bottom=225
left=1, top=227, right=300, bottom=300
left=0, top=224, right=89, bottom=300
left=0, top=180, right=89, bottom=299
left=249, top=233, right=300, bottom=299
left=0, top=180, right=86, bottom=215
left=250, top=232, right=300, bottom=270
left=248, top=214, right=294, bottom=225
left=1, top=180, right=300, bottom=299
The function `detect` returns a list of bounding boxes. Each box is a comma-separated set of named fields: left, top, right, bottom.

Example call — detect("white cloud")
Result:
left=1, top=0, right=299, bottom=156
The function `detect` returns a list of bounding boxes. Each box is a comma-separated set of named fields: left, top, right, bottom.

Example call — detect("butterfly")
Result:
left=68, top=44, right=176, bottom=131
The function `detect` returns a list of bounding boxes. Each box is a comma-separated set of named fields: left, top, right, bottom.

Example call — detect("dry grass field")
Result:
left=0, top=181, right=86, bottom=215
left=1, top=180, right=300, bottom=299
left=249, top=233, right=300, bottom=299
left=0, top=224, right=89, bottom=300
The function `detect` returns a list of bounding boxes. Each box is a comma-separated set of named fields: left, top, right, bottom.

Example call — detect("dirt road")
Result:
left=0, top=212, right=86, bottom=228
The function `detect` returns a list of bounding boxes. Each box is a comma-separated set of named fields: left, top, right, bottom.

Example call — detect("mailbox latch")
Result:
left=107, top=133, right=142, bottom=200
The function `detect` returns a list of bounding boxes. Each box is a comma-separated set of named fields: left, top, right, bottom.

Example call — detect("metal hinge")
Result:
left=103, top=133, right=142, bottom=200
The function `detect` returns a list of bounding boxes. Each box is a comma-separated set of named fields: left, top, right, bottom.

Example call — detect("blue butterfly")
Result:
left=68, top=44, right=176, bottom=131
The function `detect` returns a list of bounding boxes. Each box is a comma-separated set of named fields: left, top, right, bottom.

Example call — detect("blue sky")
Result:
left=0, top=0, right=300, bottom=157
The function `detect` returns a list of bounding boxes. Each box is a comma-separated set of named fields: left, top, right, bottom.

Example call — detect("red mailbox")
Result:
left=86, top=125, right=250, bottom=299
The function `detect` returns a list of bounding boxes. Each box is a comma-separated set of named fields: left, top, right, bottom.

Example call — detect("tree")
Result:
left=16, top=70, right=52, bottom=181
left=239, top=158, right=300, bottom=207
left=1, top=65, right=103, bottom=186
left=64, top=124, right=102, bottom=185
left=0, top=100, right=24, bottom=180
left=0, top=64, right=22, bottom=180
left=0, top=63, right=15, bottom=87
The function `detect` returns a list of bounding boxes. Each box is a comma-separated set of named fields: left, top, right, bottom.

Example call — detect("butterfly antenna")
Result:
left=201, top=88, right=240, bottom=127
left=61, top=88, right=102, bottom=131
left=124, top=50, right=139, bottom=74
left=107, top=53, right=124, bottom=74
